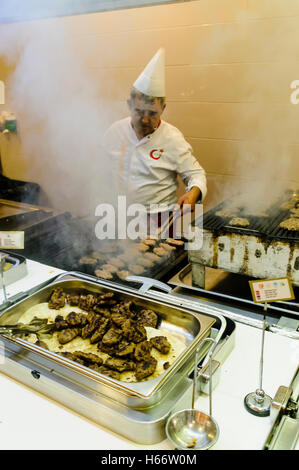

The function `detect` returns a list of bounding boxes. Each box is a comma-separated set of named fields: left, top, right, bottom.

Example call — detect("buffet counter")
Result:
left=0, top=260, right=298, bottom=450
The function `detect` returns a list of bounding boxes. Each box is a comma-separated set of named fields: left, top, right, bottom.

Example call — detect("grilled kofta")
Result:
left=54, top=315, right=69, bottom=331
left=144, top=252, right=161, bottom=263
left=137, top=309, right=158, bottom=328
left=67, top=293, right=80, bottom=306
left=101, top=264, right=119, bottom=274
left=78, top=294, right=98, bottom=311
left=159, top=242, right=176, bottom=251
left=115, top=340, right=136, bottom=357
left=109, top=257, right=125, bottom=269
left=135, top=356, right=158, bottom=381
left=128, top=264, right=145, bottom=275
left=280, top=218, right=299, bottom=231
left=153, top=247, right=167, bottom=257
left=58, top=328, right=80, bottom=344
left=66, top=312, right=87, bottom=327
left=228, top=217, right=250, bottom=227
left=72, top=351, right=103, bottom=365
left=102, top=327, right=123, bottom=346
left=48, top=287, right=66, bottom=309
left=134, top=340, right=152, bottom=361
left=94, top=269, right=113, bottom=280
left=165, top=238, right=184, bottom=246
left=116, top=270, right=131, bottom=281
left=150, top=336, right=171, bottom=354
left=136, top=257, right=154, bottom=268
left=105, top=357, right=135, bottom=372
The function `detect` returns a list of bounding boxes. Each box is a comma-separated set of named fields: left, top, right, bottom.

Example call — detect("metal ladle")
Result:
left=166, top=338, right=220, bottom=450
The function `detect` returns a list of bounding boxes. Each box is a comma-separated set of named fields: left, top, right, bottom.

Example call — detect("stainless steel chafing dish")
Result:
left=0, top=272, right=231, bottom=444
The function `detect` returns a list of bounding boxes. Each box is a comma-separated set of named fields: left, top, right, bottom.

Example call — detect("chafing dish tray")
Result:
left=0, top=272, right=215, bottom=411
left=0, top=250, right=27, bottom=287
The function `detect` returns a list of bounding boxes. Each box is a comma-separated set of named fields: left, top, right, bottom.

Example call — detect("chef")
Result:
left=102, top=48, right=207, bottom=233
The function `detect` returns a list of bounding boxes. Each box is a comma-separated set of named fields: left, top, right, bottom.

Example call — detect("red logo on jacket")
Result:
left=150, top=149, right=164, bottom=160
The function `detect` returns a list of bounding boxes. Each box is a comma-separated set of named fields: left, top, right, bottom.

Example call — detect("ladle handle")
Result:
left=192, top=338, right=217, bottom=416
left=0, top=254, right=7, bottom=303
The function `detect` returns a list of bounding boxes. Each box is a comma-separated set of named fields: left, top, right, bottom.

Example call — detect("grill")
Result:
left=189, top=190, right=299, bottom=288
left=201, top=191, right=299, bottom=241
left=17, top=215, right=187, bottom=286
left=0, top=174, right=40, bottom=205
left=52, top=231, right=187, bottom=286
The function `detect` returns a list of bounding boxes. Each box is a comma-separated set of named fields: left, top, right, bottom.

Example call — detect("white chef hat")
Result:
left=133, top=48, right=165, bottom=98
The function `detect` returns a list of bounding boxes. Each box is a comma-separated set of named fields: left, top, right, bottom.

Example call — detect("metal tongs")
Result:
left=0, top=317, right=55, bottom=339
left=157, top=208, right=181, bottom=239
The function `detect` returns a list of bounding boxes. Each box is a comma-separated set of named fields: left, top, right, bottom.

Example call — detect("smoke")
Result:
left=0, top=19, right=118, bottom=215
left=1, top=4, right=299, bottom=220
left=192, top=9, right=299, bottom=212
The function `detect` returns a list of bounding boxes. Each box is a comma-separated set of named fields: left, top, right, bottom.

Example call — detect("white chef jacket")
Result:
left=102, top=117, right=207, bottom=213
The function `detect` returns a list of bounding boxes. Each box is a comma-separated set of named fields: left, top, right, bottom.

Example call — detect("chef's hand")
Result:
left=174, top=187, right=201, bottom=215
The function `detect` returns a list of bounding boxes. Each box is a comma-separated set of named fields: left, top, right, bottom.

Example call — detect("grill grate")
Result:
left=23, top=216, right=188, bottom=283
left=196, top=193, right=299, bottom=242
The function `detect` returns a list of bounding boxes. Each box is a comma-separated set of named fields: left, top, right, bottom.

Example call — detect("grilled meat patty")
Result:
left=122, top=319, right=147, bottom=343
left=153, top=247, right=167, bottom=257
left=136, top=257, right=154, bottom=268
left=79, top=294, right=98, bottom=311
left=166, top=238, right=184, bottom=246
left=54, top=315, right=69, bottom=331
left=73, top=351, right=103, bottom=365
left=134, top=340, right=152, bottom=361
left=135, top=356, right=158, bottom=381
left=109, top=257, right=125, bottom=269
left=116, top=270, right=131, bottom=281
left=90, top=318, right=109, bottom=344
left=150, top=336, right=171, bottom=354
left=105, top=357, right=135, bottom=372
left=280, top=218, right=299, bottom=231
left=66, top=312, right=87, bottom=327
left=101, top=264, right=118, bottom=273
left=102, top=327, right=123, bottom=346
left=67, top=293, right=80, bottom=306
left=94, top=269, right=113, bottom=280
left=128, top=264, right=145, bottom=275
left=159, top=242, right=176, bottom=251
left=58, top=328, right=80, bottom=344
left=49, top=287, right=66, bottom=309
left=137, top=309, right=158, bottom=328
left=115, top=340, right=136, bottom=357
left=144, top=252, right=161, bottom=262
left=228, top=217, right=250, bottom=227
left=141, top=238, right=157, bottom=247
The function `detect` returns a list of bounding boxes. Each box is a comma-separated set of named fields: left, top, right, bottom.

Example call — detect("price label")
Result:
left=249, top=277, right=295, bottom=303
left=0, top=231, right=24, bottom=249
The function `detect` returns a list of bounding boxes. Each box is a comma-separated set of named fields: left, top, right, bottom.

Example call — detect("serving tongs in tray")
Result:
left=0, top=317, right=55, bottom=337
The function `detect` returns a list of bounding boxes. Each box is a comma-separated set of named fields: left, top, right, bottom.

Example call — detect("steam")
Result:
left=1, top=5, right=299, bottom=221
left=0, top=19, right=119, bottom=215
left=193, top=11, right=299, bottom=213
